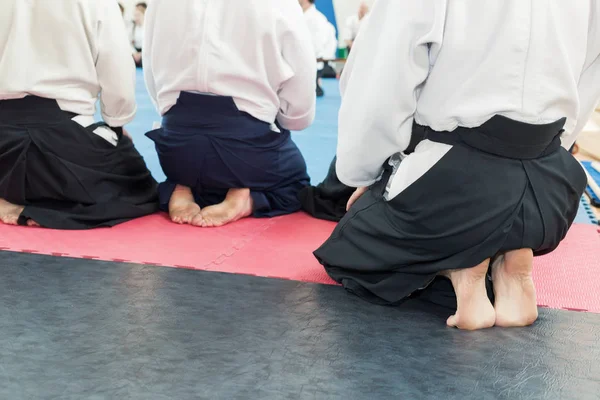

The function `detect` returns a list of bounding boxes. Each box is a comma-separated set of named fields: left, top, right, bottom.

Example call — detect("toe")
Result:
left=191, top=215, right=204, bottom=227
left=446, top=314, right=458, bottom=328
left=4, top=216, right=18, bottom=225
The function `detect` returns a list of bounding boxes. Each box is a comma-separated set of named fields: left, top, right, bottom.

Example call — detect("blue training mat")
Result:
left=575, top=196, right=599, bottom=225
left=582, top=161, right=600, bottom=207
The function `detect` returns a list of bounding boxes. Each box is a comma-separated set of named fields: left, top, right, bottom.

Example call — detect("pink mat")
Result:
left=0, top=213, right=337, bottom=284
left=533, top=224, right=600, bottom=312
left=1, top=214, right=599, bottom=313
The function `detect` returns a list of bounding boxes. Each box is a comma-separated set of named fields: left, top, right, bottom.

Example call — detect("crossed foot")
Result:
left=444, top=249, right=538, bottom=331
left=168, top=185, right=253, bottom=228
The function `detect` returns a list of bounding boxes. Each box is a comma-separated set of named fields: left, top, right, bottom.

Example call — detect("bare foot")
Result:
left=197, top=188, right=253, bottom=228
left=492, top=250, right=538, bottom=328
left=443, top=259, right=496, bottom=331
left=168, top=185, right=201, bottom=225
left=0, top=198, right=25, bottom=226
left=27, top=219, right=40, bottom=227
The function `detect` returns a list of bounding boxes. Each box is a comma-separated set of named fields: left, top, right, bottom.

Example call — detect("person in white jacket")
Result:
left=143, top=0, right=316, bottom=228
left=344, top=2, right=370, bottom=51
left=129, top=2, right=146, bottom=67
left=0, top=0, right=158, bottom=230
left=314, top=0, right=599, bottom=331
left=299, top=0, right=338, bottom=96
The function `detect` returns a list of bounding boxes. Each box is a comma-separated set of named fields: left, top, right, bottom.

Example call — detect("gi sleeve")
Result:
left=336, top=0, right=447, bottom=187
left=142, top=3, right=160, bottom=112
left=95, top=2, right=137, bottom=127
left=277, top=3, right=317, bottom=131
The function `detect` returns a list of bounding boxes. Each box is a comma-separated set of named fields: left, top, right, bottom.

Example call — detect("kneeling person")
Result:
left=143, top=0, right=316, bottom=227
left=0, top=1, right=158, bottom=229
left=314, top=0, right=599, bottom=330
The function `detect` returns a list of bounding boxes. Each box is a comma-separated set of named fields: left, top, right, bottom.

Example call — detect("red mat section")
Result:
left=0, top=213, right=337, bottom=284
left=1, top=214, right=599, bottom=313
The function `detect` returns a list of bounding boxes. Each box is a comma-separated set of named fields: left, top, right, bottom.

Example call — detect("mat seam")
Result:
left=0, top=248, right=592, bottom=313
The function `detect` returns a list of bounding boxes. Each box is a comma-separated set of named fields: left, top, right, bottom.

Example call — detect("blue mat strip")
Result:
left=575, top=196, right=599, bottom=225
left=582, top=161, right=600, bottom=207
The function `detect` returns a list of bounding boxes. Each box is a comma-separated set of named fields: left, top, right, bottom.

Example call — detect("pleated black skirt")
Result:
left=314, top=116, right=587, bottom=306
left=0, top=96, right=158, bottom=230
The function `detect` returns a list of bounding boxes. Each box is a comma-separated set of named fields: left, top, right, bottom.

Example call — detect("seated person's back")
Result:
left=314, top=0, right=600, bottom=330
left=144, top=0, right=316, bottom=228
left=0, top=0, right=158, bottom=230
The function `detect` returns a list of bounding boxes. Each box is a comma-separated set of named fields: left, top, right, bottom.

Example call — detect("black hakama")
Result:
left=299, top=156, right=354, bottom=222
left=146, top=92, right=310, bottom=218
left=0, top=96, right=158, bottom=230
left=314, top=116, right=587, bottom=307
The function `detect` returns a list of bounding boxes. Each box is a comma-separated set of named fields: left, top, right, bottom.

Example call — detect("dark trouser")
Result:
left=316, top=70, right=324, bottom=97
left=134, top=47, right=143, bottom=68
left=321, top=63, right=337, bottom=79
left=0, top=96, right=158, bottom=229
left=314, top=115, right=587, bottom=309
left=146, top=92, right=310, bottom=218
left=299, top=156, right=355, bottom=222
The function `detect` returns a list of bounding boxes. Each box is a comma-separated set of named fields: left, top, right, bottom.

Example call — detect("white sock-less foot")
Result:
left=0, top=198, right=25, bottom=226
left=492, top=249, right=538, bottom=328
left=444, top=260, right=496, bottom=331
left=197, top=188, right=253, bottom=228
left=168, top=185, right=201, bottom=225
